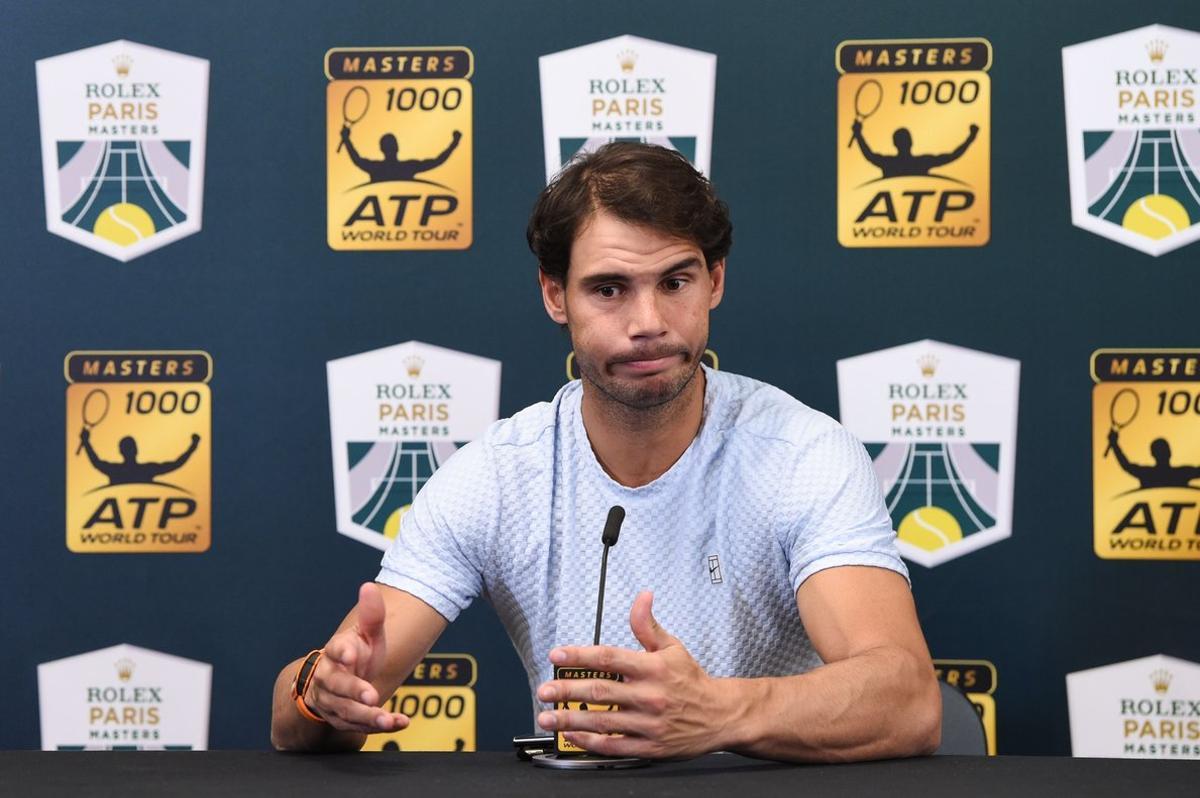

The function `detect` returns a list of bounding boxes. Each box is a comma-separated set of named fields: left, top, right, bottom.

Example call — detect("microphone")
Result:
left=593, top=506, right=625, bottom=646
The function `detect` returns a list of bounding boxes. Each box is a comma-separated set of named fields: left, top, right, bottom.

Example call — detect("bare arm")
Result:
left=720, top=566, right=940, bottom=761
left=270, top=582, right=448, bottom=752
left=852, top=123, right=885, bottom=168
left=928, top=125, right=979, bottom=167
left=538, top=567, right=939, bottom=763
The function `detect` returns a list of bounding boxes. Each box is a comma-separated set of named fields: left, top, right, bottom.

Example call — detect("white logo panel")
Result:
left=539, top=34, right=716, bottom=181
left=327, top=341, right=501, bottom=550
left=838, top=339, right=1020, bottom=567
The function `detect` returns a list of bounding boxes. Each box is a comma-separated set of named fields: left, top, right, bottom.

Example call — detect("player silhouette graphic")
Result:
left=1108, top=430, right=1200, bottom=490
left=850, top=120, right=979, bottom=179
left=339, top=125, right=462, bottom=185
left=79, top=428, right=200, bottom=489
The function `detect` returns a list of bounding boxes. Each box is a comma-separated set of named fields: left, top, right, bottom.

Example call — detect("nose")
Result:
left=626, top=288, right=668, bottom=339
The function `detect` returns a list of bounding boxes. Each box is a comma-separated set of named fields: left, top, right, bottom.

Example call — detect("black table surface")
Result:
left=1, top=751, right=1197, bottom=797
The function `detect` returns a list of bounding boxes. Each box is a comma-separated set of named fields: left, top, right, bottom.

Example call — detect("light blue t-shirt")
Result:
left=377, top=367, right=906, bottom=720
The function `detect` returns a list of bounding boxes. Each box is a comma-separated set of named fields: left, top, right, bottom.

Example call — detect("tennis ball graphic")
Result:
left=383, top=504, right=411, bottom=540
left=898, top=506, right=963, bottom=551
left=1122, top=194, right=1190, bottom=240
left=93, top=203, right=156, bottom=246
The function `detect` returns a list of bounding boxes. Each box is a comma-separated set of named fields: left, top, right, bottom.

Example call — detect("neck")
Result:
left=580, top=367, right=707, bottom=488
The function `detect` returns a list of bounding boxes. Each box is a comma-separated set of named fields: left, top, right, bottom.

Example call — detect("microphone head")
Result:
left=601, top=505, right=625, bottom=547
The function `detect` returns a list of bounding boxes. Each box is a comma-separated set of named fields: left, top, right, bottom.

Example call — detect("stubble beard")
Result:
left=573, top=341, right=705, bottom=425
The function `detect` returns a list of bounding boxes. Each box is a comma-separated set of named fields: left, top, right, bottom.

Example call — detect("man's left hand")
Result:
left=535, top=591, right=730, bottom=760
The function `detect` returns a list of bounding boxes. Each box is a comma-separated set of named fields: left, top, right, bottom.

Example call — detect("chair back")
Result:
left=934, top=680, right=988, bottom=756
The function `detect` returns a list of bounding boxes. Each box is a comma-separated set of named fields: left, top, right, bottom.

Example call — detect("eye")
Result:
left=663, top=277, right=687, bottom=291
left=596, top=285, right=620, bottom=298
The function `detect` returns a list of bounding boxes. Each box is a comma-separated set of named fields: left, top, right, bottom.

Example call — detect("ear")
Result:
left=539, top=270, right=569, bottom=325
left=707, top=259, right=726, bottom=310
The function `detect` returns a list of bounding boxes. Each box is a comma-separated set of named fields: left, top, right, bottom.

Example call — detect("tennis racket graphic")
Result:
left=1104, top=388, right=1140, bottom=458
left=337, top=85, right=370, bottom=153
left=847, top=79, right=883, bottom=148
left=75, top=388, right=110, bottom=455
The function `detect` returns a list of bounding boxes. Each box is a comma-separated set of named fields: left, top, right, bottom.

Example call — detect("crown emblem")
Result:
left=404, top=356, right=424, bottom=378
left=1146, top=39, right=1167, bottom=64
left=115, top=658, right=135, bottom=682
left=617, top=49, right=638, bottom=73
left=918, top=354, right=939, bottom=378
left=113, top=54, right=133, bottom=78
left=1150, top=668, right=1172, bottom=694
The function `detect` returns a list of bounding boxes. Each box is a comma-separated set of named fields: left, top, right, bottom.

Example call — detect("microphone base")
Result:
left=531, top=753, right=649, bottom=770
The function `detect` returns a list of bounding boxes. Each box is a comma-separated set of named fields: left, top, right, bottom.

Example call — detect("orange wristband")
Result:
left=290, top=649, right=327, bottom=724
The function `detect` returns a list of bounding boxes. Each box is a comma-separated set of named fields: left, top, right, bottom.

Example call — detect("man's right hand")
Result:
left=305, top=583, right=410, bottom=733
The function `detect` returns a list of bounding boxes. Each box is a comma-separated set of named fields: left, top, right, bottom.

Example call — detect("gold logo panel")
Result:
left=1092, top=350, right=1200, bottom=560
left=65, top=351, right=212, bottom=553
left=837, top=38, right=991, bottom=247
left=553, top=666, right=622, bottom=755
left=326, top=47, right=473, bottom=251
left=361, top=654, right=477, bottom=752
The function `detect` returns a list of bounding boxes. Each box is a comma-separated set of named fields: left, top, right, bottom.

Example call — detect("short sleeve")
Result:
left=781, top=424, right=909, bottom=592
left=376, top=439, right=498, bottom=622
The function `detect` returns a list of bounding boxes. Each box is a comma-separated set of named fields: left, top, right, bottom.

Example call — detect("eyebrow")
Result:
left=577, top=257, right=703, bottom=289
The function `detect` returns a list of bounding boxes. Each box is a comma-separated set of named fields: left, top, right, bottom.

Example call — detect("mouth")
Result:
left=611, top=352, right=683, bottom=374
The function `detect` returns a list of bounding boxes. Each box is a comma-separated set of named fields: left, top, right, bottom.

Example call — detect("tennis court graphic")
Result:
left=1083, top=129, right=1200, bottom=239
left=348, top=440, right=464, bottom=540
left=57, top=140, right=190, bottom=244
left=867, top=442, right=1000, bottom=552
left=558, top=136, right=696, bottom=169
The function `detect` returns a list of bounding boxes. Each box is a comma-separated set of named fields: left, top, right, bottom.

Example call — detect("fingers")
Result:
left=355, top=582, right=387, bottom=643
left=537, top=677, right=660, bottom=711
left=561, top=731, right=662, bottom=759
left=324, top=630, right=371, bottom=674
left=629, top=591, right=679, bottom=653
left=537, top=706, right=658, bottom=738
left=308, top=659, right=407, bottom=734
left=547, top=644, right=652, bottom=678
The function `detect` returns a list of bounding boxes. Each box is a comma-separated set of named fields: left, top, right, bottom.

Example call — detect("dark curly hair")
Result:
left=527, top=142, right=732, bottom=282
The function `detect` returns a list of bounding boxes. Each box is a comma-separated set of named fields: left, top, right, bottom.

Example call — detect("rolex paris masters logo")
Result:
left=538, top=35, right=716, bottom=181
left=327, top=341, right=500, bottom=550
left=1063, top=24, right=1200, bottom=256
left=36, top=40, right=208, bottom=261
left=837, top=340, right=1020, bottom=567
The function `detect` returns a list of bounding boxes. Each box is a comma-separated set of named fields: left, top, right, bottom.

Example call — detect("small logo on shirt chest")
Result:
left=707, top=554, right=723, bottom=584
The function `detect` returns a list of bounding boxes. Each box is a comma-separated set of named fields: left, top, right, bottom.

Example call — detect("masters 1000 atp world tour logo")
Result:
left=838, top=340, right=1020, bottom=567
left=326, top=47, right=473, bottom=250
left=1092, top=349, right=1200, bottom=560
left=36, top=40, right=208, bottom=261
left=837, top=38, right=991, bottom=247
left=65, top=351, right=212, bottom=553
left=1063, top=25, right=1200, bottom=256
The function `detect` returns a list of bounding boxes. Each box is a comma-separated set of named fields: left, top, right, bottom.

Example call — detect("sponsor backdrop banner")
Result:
left=1, top=0, right=1197, bottom=757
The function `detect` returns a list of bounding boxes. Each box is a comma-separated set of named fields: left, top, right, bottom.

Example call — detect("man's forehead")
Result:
left=569, top=210, right=701, bottom=275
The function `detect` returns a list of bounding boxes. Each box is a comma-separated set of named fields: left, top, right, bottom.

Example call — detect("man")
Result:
left=339, top=126, right=462, bottom=184
left=271, top=142, right=941, bottom=762
left=851, top=119, right=979, bottom=179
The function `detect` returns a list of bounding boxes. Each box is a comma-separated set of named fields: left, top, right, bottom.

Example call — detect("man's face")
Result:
left=539, top=209, right=725, bottom=410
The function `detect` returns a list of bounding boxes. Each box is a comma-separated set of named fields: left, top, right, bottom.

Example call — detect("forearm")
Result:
left=715, top=646, right=940, bottom=763
left=269, top=656, right=366, bottom=752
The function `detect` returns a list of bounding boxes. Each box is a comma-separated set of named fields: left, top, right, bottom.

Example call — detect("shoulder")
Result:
left=480, top=379, right=577, bottom=451
left=707, top=368, right=848, bottom=455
